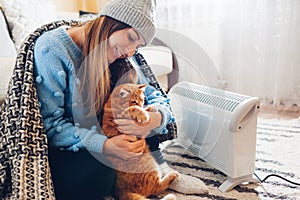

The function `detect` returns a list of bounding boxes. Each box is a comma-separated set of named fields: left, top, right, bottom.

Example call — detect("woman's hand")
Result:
left=102, top=134, right=146, bottom=160
left=114, top=111, right=162, bottom=138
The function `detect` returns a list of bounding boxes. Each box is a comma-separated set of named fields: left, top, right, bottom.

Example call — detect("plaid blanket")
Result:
left=0, top=20, right=78, bottom=200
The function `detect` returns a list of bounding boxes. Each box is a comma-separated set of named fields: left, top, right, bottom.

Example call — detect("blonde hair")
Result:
left=79, top=16, right=130, bottom=117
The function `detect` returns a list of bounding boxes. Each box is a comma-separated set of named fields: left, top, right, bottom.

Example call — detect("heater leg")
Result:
left=218, top=174, right=259, bottom=192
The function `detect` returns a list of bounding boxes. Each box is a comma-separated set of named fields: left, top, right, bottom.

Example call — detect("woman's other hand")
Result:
left=103, top=134, right=146, bottom=160
left=113, top=111, right=162, bottom=138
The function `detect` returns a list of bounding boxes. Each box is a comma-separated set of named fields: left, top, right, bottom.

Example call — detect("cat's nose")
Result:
left=130, top=100, right=138, bottom=105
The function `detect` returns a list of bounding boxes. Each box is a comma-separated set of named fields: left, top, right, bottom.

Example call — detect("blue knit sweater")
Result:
left=33, top=27, right=173, bottom=153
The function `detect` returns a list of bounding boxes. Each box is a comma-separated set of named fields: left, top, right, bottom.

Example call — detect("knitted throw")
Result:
left=0, top=20, right=177, bottom=199
left=0, top=20, right=78, bottom=200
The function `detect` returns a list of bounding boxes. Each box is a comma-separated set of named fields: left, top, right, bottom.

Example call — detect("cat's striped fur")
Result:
left=102, top=83, right=178, bottom=200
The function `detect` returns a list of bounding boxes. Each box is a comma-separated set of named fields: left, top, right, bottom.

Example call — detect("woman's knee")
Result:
left=96, top=165, right=116, bottom=196
left=49, top=149, right=116, bottom=199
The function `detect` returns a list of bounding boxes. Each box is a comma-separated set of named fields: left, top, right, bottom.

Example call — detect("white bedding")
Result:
left=0, top=6, right=16, bottom=58
left=0, top=58, right=15, bottom=98
left=0, top=7, right=16, bottom=97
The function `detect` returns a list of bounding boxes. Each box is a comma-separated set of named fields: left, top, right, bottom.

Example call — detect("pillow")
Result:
left=0, top=0, right=57, bottom=49
left=0, top=6, right=16, bottom=57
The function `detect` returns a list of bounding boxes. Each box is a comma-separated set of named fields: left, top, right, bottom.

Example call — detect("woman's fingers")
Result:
left=124, top=135, right=146, bottom=153
left=113, top=111, right=162, bottom=138
left=113, top=119, right=135, bottom=127
left=118, top=138, right=146, bottom=160
left=103, top=134, right=146, bottom=160
left=114, top=119, right=150, bottom=137
left=122, top=134, right=138, bottom=142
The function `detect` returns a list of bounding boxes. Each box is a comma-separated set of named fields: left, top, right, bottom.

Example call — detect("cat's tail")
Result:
left=125, top=193, right=176, bottom=200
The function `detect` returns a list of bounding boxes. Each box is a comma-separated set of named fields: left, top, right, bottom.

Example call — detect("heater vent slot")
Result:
left=172, top=85, right=250, bottom=112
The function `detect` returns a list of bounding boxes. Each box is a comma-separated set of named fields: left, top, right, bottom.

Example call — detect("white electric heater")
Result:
left=168, top=81, right=260, bottom=192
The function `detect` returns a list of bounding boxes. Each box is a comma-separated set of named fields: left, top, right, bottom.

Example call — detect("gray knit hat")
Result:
left=99, top=0, right=157, bottom=45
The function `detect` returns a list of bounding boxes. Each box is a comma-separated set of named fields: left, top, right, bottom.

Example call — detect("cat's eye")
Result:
left=119, top=89, right=129, bottom=98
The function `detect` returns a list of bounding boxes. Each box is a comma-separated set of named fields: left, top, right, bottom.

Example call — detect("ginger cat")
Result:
left=102, top=83, right=178, bottom=200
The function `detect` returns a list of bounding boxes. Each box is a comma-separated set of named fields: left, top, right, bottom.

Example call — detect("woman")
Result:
left=33, top=0, right=207, bottom=199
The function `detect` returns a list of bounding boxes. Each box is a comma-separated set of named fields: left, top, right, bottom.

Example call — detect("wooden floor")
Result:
left=258, top=103, right=300, bottom=120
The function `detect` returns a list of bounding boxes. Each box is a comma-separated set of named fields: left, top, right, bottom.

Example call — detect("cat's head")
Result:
left=110, top=83, right=147, bottom=108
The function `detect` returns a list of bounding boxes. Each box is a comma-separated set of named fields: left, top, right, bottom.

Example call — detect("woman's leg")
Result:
left=48, top=148, right=115, bottom=200
left=146, top=135, right=165, bottom=164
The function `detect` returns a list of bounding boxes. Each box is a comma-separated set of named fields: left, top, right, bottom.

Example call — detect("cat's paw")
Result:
left=168, top=171, right=179, bottom=181
left=128, top=106, right=150, bottom=123
left=145, top=105, right=158, bottom=112
left=163, top=171, right=179, bottom=184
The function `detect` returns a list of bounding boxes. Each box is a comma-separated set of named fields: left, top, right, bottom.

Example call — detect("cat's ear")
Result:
left=138, top=84, right=147, bottom=91
left=119, top=89, right=129, bottom=98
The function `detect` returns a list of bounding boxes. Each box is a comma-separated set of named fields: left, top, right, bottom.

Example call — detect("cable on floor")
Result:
left=254, top=173, right=300, bottom=186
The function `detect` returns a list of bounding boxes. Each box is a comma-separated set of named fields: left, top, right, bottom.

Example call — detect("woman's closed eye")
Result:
left=128, top=33, right=135, bottom=42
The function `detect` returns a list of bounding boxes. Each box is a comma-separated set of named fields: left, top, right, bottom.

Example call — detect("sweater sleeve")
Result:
left=144, top=85, right=175, bottom=134
left=34, top=34, right=107, bottom=153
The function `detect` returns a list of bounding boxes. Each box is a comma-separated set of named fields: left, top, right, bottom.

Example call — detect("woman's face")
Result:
left=107, top=28, right=146, bottom=64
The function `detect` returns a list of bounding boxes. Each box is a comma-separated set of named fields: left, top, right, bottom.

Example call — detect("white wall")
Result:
left=53, top=0, right=110, bottom=13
